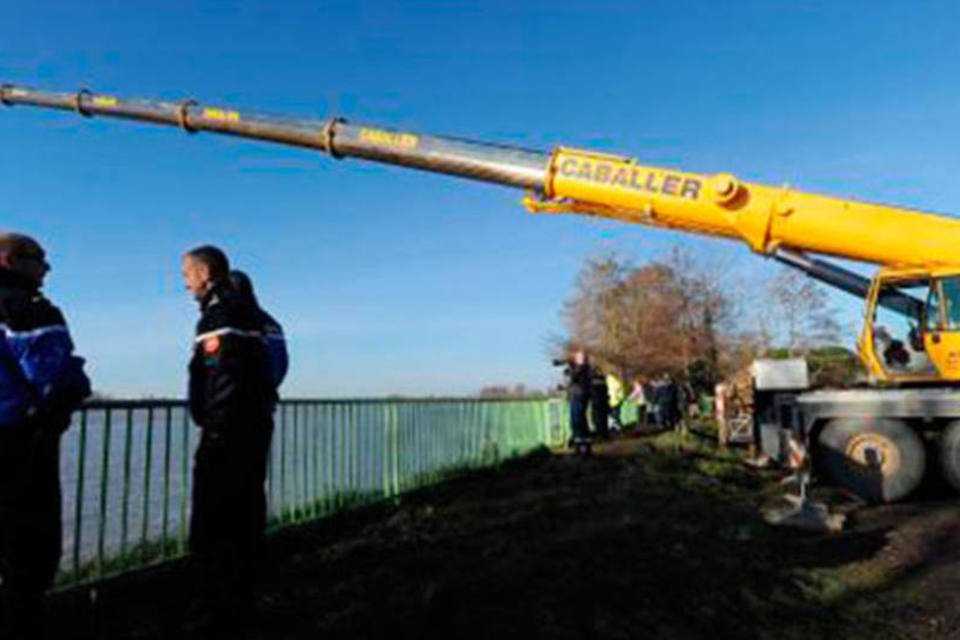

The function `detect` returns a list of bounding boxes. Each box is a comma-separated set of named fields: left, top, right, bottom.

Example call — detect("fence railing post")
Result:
left=178, top=408, right=189, bottom=554
left=161, top=406, right=172, bottom=559
left=140, top=408, right=154, bottom=563
left=95, top=408, right=112, bottom=579
left=120, top=408, right=133, bottom=562
left=71, top=409, right=88, bottom=582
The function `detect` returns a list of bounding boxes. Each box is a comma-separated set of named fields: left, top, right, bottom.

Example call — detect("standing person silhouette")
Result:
left=0, top=233, right=90, bottom=639
left=181, top=246, right=275, bottom=634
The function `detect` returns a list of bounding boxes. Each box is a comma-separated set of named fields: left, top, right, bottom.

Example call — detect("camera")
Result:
left=552, top=358, right=574, bottom=393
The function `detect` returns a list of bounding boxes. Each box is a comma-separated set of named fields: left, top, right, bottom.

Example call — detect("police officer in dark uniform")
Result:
left=181, top=246, right=275, bottom=633
left=228, top=270, right=287, bottom=571
left=0, top=233, right=90, bottom=638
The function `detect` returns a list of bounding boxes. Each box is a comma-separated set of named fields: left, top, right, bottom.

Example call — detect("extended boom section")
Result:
left=5, top=83, right=960, bottom=270
left=0, top=85, right=550, bottom=189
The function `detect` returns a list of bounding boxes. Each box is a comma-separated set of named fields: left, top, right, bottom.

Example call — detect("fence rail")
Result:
left=58, top=397, right=569, bottom=589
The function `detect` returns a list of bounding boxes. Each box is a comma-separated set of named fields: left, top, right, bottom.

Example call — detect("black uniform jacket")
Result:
left=188, top=283, right=276, bottom=432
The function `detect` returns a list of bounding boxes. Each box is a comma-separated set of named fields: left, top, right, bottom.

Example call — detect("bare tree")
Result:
left=562, top=249, right=735, bottom=385
left=768, top=268, right=841, bottom=354
left=562, top=254, right=632, bottom=367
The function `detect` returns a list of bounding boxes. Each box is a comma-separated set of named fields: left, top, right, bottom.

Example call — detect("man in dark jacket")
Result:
left=589, top=369, right=611, bottom=440
left=564, top=348, right=593, bottom=443
left=228, top=270, right=287, bottom=575
left=0, top=233, right=90, bottom=638
left=182, top=246, right=276, bottom=630
left=661, top=375, right=680, bottom=431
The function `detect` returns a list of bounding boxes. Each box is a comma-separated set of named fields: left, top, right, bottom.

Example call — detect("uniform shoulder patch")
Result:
left=203, top=335, right=221, bottom=355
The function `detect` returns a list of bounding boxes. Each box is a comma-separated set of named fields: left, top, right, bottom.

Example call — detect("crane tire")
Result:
left=817, top=418, right=924, bottom=503
left=937, top=421, right=960, bottom=494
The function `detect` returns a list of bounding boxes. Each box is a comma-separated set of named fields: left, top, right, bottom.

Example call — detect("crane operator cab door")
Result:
left=922, top=276, right=960, bottom=380
left=861, top=272, right=960, bottom=383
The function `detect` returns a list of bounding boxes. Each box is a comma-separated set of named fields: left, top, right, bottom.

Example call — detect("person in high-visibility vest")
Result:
left=606, top=372, right=626, bottom=433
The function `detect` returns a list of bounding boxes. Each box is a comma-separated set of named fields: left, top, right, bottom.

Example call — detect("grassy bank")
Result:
left=49, top=430, right=959, bottom=639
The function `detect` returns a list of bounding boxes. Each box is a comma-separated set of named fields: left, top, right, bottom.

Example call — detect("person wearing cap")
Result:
left=0, top=232, right=90, bottom=638
left=181, top=246, right=275, bottom=631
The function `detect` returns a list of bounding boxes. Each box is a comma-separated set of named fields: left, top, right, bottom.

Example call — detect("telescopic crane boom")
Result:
left=3, top=84, right=960, bottom=385
left=4, top=84, right=959, bottom=268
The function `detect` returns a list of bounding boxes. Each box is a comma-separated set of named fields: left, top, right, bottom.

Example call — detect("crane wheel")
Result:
left=817, top=418, right=925, bottom=503
left=937, top=421, right=960, bottom=493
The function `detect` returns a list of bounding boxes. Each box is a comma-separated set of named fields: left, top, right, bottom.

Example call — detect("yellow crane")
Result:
left=4, top=84, right=958, bottom=501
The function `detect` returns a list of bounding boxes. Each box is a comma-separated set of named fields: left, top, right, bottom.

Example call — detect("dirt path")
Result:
left=48, top=434, right=960, bottom=639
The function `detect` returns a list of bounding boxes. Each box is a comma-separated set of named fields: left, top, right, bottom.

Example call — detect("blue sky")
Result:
left=2, top=1, right=960, bottom=397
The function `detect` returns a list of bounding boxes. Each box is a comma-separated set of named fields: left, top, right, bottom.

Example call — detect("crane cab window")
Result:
left=925, top=281, right=943, bottom=332
left=938, top=277, right=960, bottom=331
left=872, top=278, right=935, bottom=375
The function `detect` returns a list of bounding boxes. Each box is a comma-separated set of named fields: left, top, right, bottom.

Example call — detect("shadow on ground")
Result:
left=47, top=434, right=960, bottom=639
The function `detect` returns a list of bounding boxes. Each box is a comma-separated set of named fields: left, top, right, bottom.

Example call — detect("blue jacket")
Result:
left=258, top=308, right=288, bottom=390
left=228, top=270, right=287, bottom=390
left=0, top=269, right=91, bottom=430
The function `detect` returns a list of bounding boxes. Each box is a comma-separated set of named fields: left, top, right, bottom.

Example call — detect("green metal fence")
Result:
left=58, top=397, right=568, bottom=589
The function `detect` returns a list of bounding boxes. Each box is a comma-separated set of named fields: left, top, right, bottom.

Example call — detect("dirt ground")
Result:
left=48, top=431, right=960, bottom=639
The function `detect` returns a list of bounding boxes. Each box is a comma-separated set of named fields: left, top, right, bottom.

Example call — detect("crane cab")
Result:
left=860, top=267, right=960, bottom=383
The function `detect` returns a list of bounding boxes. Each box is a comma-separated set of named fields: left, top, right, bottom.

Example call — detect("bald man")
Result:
left=0, top=233, right=90, bottom=638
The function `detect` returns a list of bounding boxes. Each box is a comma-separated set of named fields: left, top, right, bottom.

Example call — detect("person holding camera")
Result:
left=559, top=348, right=593, bottom=445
